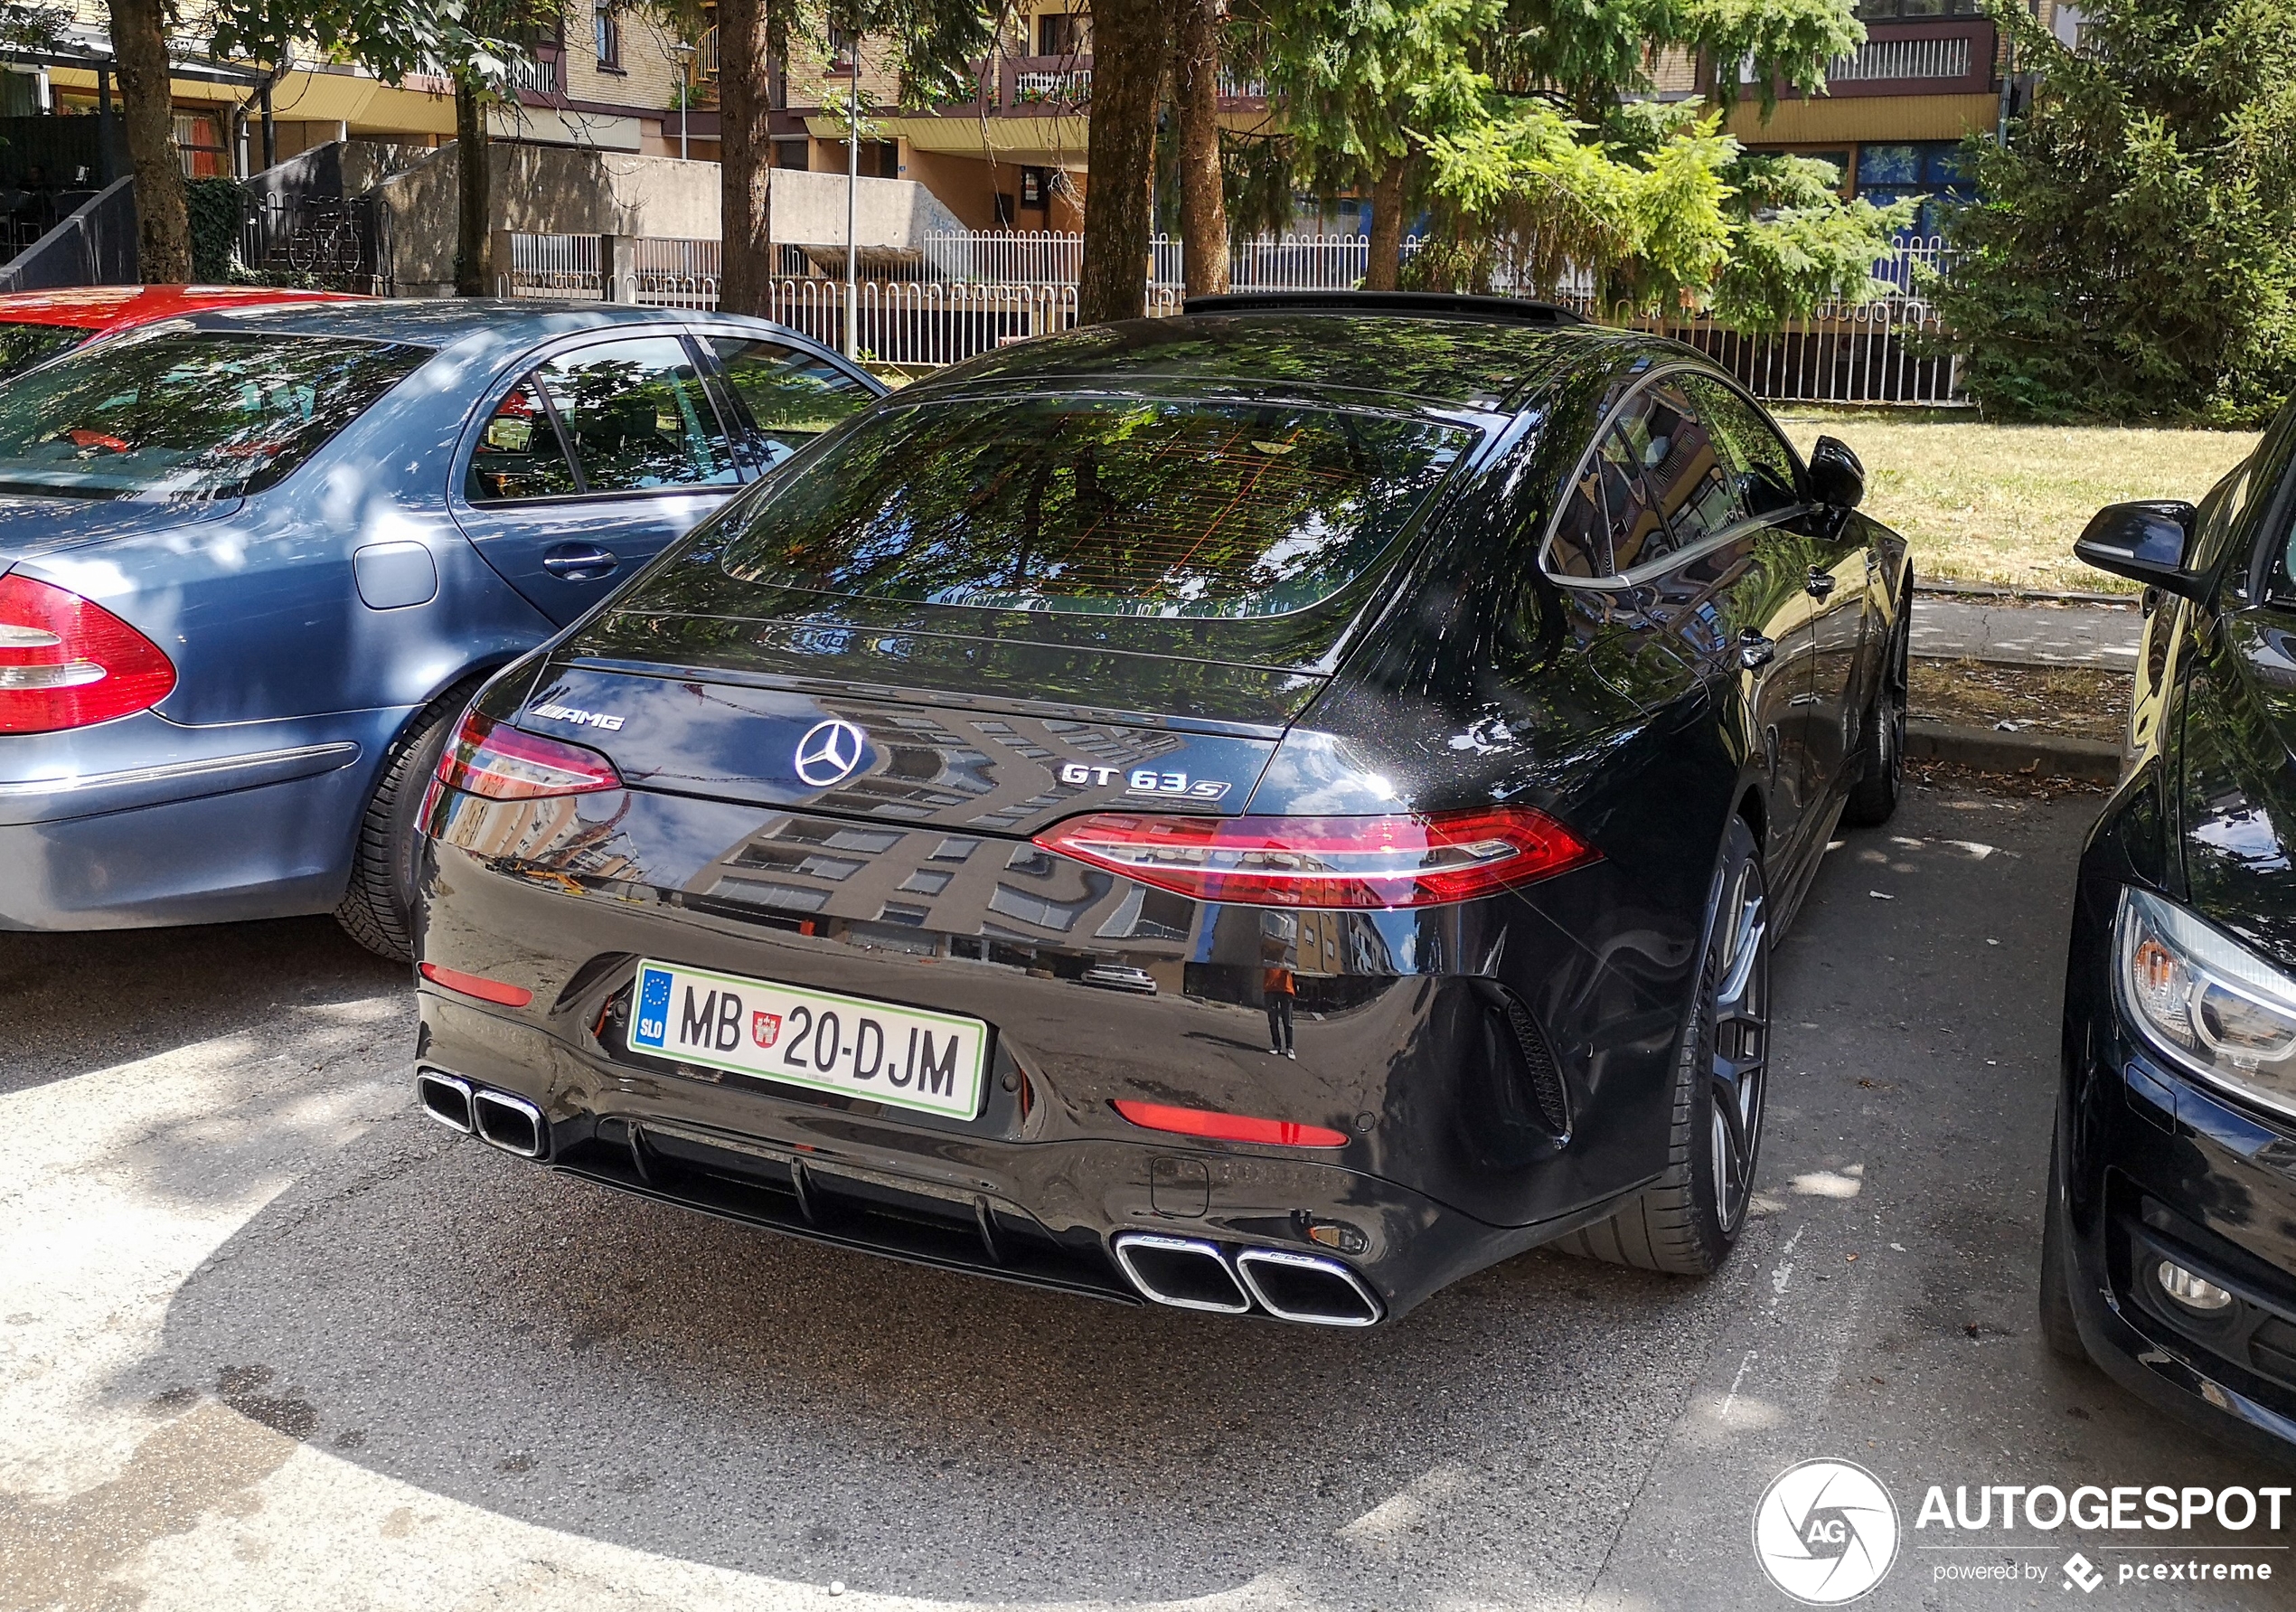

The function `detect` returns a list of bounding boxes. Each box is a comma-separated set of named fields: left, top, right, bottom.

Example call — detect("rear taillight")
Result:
left=434, top=711, right=621, bottom=800
left=1033, top=807, right=1597, bottom=910
left=0, top=573, right=176, bottom=734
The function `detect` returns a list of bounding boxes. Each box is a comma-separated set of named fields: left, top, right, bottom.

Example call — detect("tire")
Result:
left=1560, top=815, right=1770, bottom=1276
left=1840, top=577, right=1909, bottom=828
left=2038, top=1124, right=2090, bottom=1363
left=334, top=679, right=482, bottom=962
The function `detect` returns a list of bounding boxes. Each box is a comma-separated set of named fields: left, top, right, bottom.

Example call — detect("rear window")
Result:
left=0, top=330, right=428, bottom=500
left=720, top=395, right=1471, bottom=618
left=0, top=321, right=90, bottom=381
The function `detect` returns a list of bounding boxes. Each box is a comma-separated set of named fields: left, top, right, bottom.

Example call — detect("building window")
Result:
left=594, top=3, right=622, bottom=69
left=1854, top=141, right=1976, bottom=236
left=1037, top=12, right=1085, bottom=55
left=772, top=136, right=810, bottom=170
left=829, top=25, right=857, bottom=71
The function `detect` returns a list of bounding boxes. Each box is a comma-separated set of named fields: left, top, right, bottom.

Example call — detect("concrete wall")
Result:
left=765, top=166, right=965, bottom=250
left=377, top=141, right=720, bottom=295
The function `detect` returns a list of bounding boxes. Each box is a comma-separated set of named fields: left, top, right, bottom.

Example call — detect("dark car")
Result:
left=2046, top=401, right=2296, bottom=1460
left=410, top=292, right=1910, bottom=1325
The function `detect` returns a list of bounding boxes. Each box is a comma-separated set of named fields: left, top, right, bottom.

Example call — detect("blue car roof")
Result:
left=173, top=297, right=798, bottom=348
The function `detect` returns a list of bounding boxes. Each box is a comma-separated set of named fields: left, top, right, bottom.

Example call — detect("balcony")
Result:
left=907, top=55, right=1270, bottom=118
left=512, top=47, right=561, bottom=98
left=1732, top=17, right=1995, bottom=99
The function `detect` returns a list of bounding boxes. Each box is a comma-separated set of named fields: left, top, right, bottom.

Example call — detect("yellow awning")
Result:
left=47, top=63, right=456, bottom=137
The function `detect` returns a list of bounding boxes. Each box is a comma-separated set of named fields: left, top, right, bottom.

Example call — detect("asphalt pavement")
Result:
left=1, top=782, right=2289, bottom=1611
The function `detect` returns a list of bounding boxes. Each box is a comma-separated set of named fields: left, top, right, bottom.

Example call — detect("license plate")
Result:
left=626, top=959, right=988, bottom=1120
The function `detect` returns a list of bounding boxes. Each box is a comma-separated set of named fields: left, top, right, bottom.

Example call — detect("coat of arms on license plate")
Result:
left=751, top=1011, right=782, bottom=1049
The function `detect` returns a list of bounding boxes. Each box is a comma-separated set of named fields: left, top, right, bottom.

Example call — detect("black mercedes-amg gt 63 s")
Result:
left=2047, top=397, right=2296, bottom=1462
left=410, top=291, right=1909, bottom=1326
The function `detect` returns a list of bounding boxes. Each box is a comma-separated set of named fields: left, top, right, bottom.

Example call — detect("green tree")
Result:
left=1929, top=0, right=2296, bottom=422
left=1203, top=0, right=1887, bottom=318
left=1711, top=150, right=1915, bottom=329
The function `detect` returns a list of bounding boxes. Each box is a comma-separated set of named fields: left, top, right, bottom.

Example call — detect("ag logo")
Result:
left=1752, top=1458, right=1900, bottom=1605
left=794, top=719, right=867, bottom=787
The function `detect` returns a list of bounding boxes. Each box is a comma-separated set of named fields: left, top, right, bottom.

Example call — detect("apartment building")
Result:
left=1701, top=0, right=2083, bottom=232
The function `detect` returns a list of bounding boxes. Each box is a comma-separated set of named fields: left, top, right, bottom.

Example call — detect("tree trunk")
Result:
left=454, top=80, right=490, bottom=297
left=1363, top=155, right=1406, bottom=291
left=1171, top=0, right=1228, bottom=297
left=718, top=0, right=776, bottom=316
left=1078, top=0, right=1170, bottom=323
left=107, top=0, right=189, bottom=283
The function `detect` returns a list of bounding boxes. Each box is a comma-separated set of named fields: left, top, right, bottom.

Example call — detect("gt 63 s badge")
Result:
left=1059, top=762, right=1229, bottom=800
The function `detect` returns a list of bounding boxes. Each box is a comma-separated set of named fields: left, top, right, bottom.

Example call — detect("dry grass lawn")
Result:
left=1775, top=410, right=2260, bottom=593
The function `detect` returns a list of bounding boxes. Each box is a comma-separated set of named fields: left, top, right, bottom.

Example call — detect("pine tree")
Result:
left=1931, top=0, right=2296, bottom=423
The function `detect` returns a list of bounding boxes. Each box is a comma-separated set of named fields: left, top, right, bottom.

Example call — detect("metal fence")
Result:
left=503, top=228, right=1962, bottom=401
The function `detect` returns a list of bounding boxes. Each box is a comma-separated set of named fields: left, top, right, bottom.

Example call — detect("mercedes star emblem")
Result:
left=793, top=719, right=868, bottom=787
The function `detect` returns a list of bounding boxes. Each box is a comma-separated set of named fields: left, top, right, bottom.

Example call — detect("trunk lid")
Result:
left=0, top=492, right=243, bottom=566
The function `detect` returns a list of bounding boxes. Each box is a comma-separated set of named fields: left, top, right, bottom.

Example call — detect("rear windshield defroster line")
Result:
left=0, top=330, right=429, bottom=501
left=718, top=394, right=1472, bottom=619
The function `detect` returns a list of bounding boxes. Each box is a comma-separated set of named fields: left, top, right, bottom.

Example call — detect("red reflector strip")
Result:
left=419, top=962, right=534, bottom=1007
left=1113, top=1098, right=1350, bottom=1148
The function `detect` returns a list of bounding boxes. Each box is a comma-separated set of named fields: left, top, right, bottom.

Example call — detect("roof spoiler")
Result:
left=1181, top=290, right=1587, bottom=326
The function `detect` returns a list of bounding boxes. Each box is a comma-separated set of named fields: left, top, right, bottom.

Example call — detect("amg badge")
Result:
left=530, top=702, right=625, bottom=731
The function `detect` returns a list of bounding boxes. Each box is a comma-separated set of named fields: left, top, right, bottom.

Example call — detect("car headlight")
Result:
left=2116, top=886, right=2296, bottom=1119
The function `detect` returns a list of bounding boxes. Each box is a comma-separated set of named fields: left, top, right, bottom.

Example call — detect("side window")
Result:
left=1548, top=395, right=1670, bottom=579
left=707, top=336, right=873, bottom=466
left=1637, top=382, right=1746, bottom=552
left=533, top=336, right=738, bottom=494
left=1686, top=376, right=1803, bottom=518
left=466, top=378, right=578, bottom=503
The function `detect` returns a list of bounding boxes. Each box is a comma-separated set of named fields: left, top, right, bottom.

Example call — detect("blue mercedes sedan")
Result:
left=0, top=298, right=882, bottom=957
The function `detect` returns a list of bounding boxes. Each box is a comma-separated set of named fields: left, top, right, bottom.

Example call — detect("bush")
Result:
left=1931, top=0, right=2296, bottom=424
left=185, top=177, right=245, bottom=283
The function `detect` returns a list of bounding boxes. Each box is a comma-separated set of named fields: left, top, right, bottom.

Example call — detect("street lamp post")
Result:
left=671, top=42, right=696, bottom=162
left=843, top=37, right=860, bottom=361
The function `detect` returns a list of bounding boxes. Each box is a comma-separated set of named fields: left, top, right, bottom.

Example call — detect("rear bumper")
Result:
left=417, top=990, right=1642, bottom=1322
left=0, top=709, right=400, bottom=929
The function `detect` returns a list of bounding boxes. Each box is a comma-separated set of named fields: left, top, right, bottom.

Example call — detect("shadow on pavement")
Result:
left=135, top=1116, right=1739, bottom=1606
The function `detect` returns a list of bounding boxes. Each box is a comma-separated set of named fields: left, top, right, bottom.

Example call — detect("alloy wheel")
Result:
left=1708, top=858, right=1769, bottom=1234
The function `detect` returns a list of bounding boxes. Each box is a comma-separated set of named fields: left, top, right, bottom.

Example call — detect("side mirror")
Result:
left=2074, top=500, right=2204, bottom=598
left=1807, top=436, right=1865, bottom=509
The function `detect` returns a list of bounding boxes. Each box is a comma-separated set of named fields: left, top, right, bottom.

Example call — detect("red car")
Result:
left=0, top=285, right=363, bottom=380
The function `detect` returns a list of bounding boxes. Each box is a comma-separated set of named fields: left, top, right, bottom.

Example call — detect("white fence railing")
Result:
left=1826, top=35, right=1973, bottom=81
left=504, top=231, right=1962, bottom=401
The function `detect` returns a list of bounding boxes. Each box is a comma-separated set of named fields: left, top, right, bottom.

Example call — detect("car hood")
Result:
left=2175, top=607, right=2296, bottom=964
left=0, top=492, right=244, bottom=566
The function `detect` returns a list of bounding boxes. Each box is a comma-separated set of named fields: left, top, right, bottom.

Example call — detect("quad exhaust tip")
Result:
left=416, top=1070, right=475, bottom=1134
left=472, top=1088, right=546, bottom=1157
left=1112, top=1233, right=1251, bottom=1314
left=416, top=1070, right=547, bottom=1158
left=1234, top=1247, right=1383, bottom=1326
left=1113, top=1232, right=1383, bottom=1325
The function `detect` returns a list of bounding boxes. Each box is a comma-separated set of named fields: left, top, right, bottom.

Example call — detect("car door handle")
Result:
left=1739, top=630, right=1775, bottom=670
left=1805, top=568, right=1837, bottom=599
left=541, top=543, right=618, bottom=581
